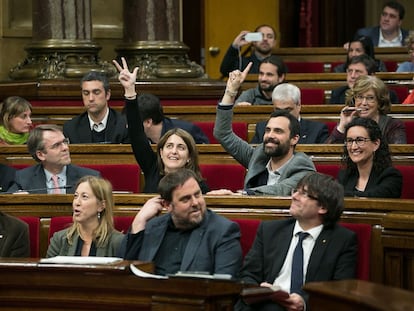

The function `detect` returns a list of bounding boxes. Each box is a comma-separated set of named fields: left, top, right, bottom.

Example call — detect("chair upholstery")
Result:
left=403, top=120, right=414, bottom=144
left=315, top=164, right=341, bottom=179
left=388, top=86, right=409, bottom=103
left=18, top=216, right=40, bottom=258
left=231, top=218, right=261, bottom=257
left=194, top=121, right=247, bottom=143
left=395, top=165, right=414, bottom=199
left=285, top=62, right=326, bottom=73
left=200, top=164, right=246, bottom=192
left=300, top=89, right=326, bottom=105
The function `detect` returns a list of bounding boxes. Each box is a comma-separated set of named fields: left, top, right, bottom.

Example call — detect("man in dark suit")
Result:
left=63, top=71, right=129, bottom=144
left=354, top=1, right=408, bottom=47
left=235, top=172, right=357, bottom=311
left=251, top=83, right=328, bottom=144
left=122, top=168, right=242, bottom=277
left=137, top=93, right=209, bottom=144
left=7, top=124, right=99, bottom=194
left=0, top=211, right=30, bottom=257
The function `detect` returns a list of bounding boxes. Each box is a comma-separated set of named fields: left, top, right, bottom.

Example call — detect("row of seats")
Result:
left=19, top=215, right=371, bottom=281
left=285, top=60, right=401, bottom=73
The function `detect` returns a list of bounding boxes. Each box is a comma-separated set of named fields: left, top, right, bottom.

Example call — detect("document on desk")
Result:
left=40, top=256, right=123, bottom=265
left=129, top=263, right=168, bottom=279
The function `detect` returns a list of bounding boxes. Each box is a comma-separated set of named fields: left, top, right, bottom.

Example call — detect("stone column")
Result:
left=115, top=0, right=204, bottom=79
left=9, top=0, right=115, bottom=80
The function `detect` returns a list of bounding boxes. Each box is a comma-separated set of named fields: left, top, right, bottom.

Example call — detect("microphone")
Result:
left=3, top=185, right=73, bottom=194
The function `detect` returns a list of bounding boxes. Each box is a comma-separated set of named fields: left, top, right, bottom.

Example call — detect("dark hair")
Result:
left=296, top=172, right=344, bottom=228
left=156, top=128, right=203, bottom=179
left=383, top=1, right=405, bottom=20
left=80, top=71, right=110, bottom=94
left=254, top=24, right=277, bottom=40
left=0, top=96, right=32, bottom=130
left=158, top=168, right=199, bottom=202
left=137, top=93, right=164, bottom=124
left=260, top=55, right=287, bottom=77
left=342, top=117, right=392, bottom=175
left=267, top=109, right=300, bottom=139
left=27, top=124, right=63, bottom=162
left=346, top=54, right=377, bottom=75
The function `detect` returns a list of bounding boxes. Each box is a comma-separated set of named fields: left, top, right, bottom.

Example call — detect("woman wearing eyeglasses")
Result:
left=326, top=75, right=407, bottom=144
left=339, top=117, right=402, bottom=198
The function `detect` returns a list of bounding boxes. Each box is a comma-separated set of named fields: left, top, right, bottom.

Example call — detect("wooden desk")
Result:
left=304, top=279, right=414, bottom=311
left=0, top=259, right=242, bottom=310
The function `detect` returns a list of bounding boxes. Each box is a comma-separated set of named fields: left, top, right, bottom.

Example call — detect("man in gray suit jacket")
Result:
left=0, top=211, right=30, bottom=257
left=7, top=124, right=99, bottom=194
left=122, top=168, right=242, bottom=277
left=235, top=172, right=357, bottom=311
left=251, top=83, right=328, bottom=144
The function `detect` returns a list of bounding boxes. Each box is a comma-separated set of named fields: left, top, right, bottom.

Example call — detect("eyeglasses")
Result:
left=344, top=137, right=370, bottom=147
left=354, top=95, right=376, bottom=103
left=291, top=188, right=318, bottom=201
left=46, top=138, right=70, bottom=150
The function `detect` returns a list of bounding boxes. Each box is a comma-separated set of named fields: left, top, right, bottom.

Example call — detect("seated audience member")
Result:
left=327, top=75, right=406, bottom=144
left=47, top=175, right=123, bottom=257
left=0, top=164, right=16, bottom=193
left=63, top=71, right=129, bottom=144
left=339, top=117, right=402, bottom=198
left=235, top=172, right=357, bottom=311
left=136, top=93, right=209, bottom=144
left=251, top=83, right=329, bottom=144
left=7, top=124, right=100, bottom=194
left=396, top=31, right=414, bottom=72
left=235, top=55, right=286, bottom=106
left=330, top=54, right=399, bottom=104
left=334, top=36, right=387, bottom=73
left=220, top=24, right=277, bottom=77
left=0, top=210, right=30, bottom=257
left=121, top=168, right=242, bottom=277
left=353, top=1, right=408, bottom=47
left=212, top=64, right=315, bottom=196
left=0, top=96, right=32, bottom=145
left=113, top=58, right=209, bottom=193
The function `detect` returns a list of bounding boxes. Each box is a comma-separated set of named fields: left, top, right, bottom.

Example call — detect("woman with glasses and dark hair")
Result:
left=339, top=117, right=402, bottom=198
left=326, top=75, right=406, bottom=144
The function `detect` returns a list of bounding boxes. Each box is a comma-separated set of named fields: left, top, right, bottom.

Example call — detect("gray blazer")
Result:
left=214, top=106, right=315, bottom=195
left=7, top=164, right=100, bottom=194
left=123, top=210, right=242, bottom=276
left=47, top=229, right=124, bottom=257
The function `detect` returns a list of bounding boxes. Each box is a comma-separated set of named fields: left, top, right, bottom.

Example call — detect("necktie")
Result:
left=290, top=232, right=309, bottom=294
left=51, top=175, right=61, bottom=194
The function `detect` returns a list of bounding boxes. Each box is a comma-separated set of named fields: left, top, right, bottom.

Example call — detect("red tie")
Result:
left=51, top=175, right=60, bottom=194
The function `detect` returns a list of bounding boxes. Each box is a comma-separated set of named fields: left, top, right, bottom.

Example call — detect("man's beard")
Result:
left=259, top=82, right=277, bottom=93
left=263, top=138, right=290, bottom=158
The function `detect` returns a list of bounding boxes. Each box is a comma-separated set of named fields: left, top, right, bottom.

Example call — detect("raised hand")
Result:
left=226, top=62, right=253, bottom=92
left=112, top=57, right=139, bottom=95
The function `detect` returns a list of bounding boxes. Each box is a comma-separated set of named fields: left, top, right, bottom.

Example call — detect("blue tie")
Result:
left=290, top=232, right=309, bottom=294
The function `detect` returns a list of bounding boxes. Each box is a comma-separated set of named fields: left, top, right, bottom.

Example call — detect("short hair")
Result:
left=342, top=117, right=392, bottom=175
left=295, top=172, right=344, bottom=227
left=404, top=30, right=414, bottom=48
left=260, top=55, right=287, bottom=77
left=267, top=109, right=300, bottom=139
left=0, top=96, right=32, bottom=131
left=27, top=124, right=63, bottom=162
left=80, top=71, right=110, bottom=94
left=347, top=54, right=377, bottom=75
left=66, top=175, right=116, bottom=247
left=383, top=1, right=405, bottom=20
left=137, top=93, right=164, bottom=124
left=254, top=24, right=277, bottom=40
left=156, top=128, right=203, bottom=179
left=272, top=83, right=301, bottom=106
left=345, top=75, right=391, bottom=115
left=158, top=168, right=199, bottom=203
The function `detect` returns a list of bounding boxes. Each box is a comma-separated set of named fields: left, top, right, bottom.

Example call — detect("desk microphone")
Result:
left=3, top=185, right=73, bottom=194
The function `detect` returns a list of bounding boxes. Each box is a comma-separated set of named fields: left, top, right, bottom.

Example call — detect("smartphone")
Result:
left=244, top=32, right=263, bottom=42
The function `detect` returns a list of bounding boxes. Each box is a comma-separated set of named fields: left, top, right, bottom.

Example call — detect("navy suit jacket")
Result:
left=123, top=210, right=242, bottom=276
left=251, top=118, right=329, bottom=144
left=0, top=164, right=16, bottom=192
left=355, top=26, right=409, bottom=46
left=7, top=164, right=100, bottom=194
left=236, top=218, right=357, bottom=310
left=63, top=107, right=130, bottom=144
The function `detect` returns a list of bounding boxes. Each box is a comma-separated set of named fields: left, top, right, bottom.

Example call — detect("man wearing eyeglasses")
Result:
left=235, top=172, right=357, bottom=311
left=7, top=124, right=100, bottom=194
left=353, top=1, right=408, bottom=47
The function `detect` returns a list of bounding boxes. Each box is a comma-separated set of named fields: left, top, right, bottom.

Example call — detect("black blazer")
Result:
left=0, top=164, right=16, bottom=192
left=251, top=118, right=329, bottom=144
left=63, top=108, right=130, bottom=144
left=162, top=117, right=209, bottom=144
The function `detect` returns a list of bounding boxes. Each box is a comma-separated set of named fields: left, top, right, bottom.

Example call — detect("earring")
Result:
left=97, top=212, right=101, bottom=220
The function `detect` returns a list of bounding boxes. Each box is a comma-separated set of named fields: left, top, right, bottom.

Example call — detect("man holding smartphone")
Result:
left=220, top=24, right=277, bottom=77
